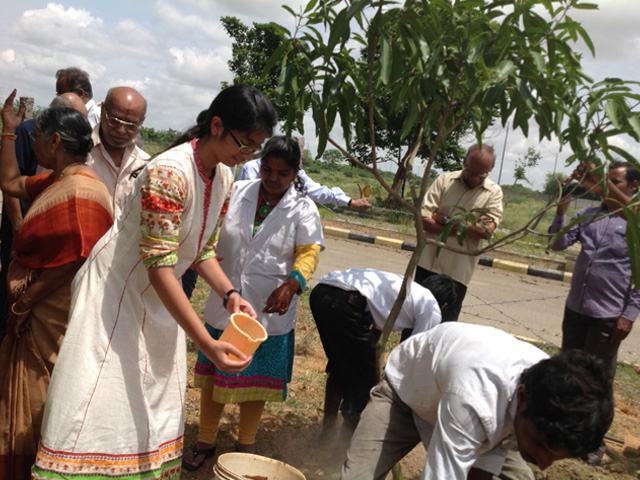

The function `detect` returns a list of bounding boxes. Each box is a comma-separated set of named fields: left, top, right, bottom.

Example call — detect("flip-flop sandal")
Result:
left=182, top=443, right=217, bottom=471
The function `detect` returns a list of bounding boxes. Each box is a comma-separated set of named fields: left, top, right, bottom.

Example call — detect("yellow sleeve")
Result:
left=289, top=243, right=321, bottom=292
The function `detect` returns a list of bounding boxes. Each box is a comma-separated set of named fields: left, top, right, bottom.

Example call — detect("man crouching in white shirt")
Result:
left=342, top=322, right=613, bottom=480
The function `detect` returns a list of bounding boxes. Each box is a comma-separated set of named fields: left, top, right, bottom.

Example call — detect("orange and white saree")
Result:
left=0, top=170, right=112, bottom=479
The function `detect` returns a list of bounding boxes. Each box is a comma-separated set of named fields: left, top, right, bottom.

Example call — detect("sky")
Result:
left=1, top=0, right=639, bottom=190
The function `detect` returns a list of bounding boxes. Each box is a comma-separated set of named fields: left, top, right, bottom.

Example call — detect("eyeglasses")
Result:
left=226, top=128, right=263, bottom=155
left=104, top=110, right=142, bottom=132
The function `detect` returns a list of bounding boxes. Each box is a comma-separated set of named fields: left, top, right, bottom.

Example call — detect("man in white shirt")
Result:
left=86, top=86, right=150, bottom=219
left=311, top=269, right=455, bottom=438
left=237, top=157, right=372, bottom=210
left=55, top=67, right=102, bottom=127
left=342, top=323, right=613, bottom=480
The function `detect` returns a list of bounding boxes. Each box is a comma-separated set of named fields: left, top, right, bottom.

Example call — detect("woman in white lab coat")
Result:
left=183, top=136, right=324, bottom=470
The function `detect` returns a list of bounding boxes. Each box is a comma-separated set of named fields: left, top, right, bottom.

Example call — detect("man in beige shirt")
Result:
left=87, top=86, right=150, bottom=219
left=417, top=144, right=503, bottom=321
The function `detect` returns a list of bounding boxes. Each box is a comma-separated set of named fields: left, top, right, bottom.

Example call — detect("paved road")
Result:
left=312, top=237, right=640, bottom=366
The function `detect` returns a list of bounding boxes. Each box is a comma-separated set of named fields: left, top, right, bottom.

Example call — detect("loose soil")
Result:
left=181, top=327, right=640, bottom=480
left=181, top=220, right=640, bottom=479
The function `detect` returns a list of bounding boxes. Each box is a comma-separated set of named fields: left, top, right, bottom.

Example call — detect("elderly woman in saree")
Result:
left=0, top=89, right=113, bottom=479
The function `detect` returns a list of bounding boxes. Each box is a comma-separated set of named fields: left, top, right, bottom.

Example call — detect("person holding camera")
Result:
left=548, top=160, right=639, bottom=463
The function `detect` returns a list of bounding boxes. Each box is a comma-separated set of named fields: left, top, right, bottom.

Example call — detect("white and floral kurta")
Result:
left=33, top=140, right=233, bottom=480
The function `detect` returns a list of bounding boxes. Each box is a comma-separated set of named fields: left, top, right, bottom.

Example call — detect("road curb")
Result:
left=323, top=226, right=573, bottom=284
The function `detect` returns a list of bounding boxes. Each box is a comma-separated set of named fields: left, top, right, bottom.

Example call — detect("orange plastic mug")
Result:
left=219, top=313, right=268, bottom=360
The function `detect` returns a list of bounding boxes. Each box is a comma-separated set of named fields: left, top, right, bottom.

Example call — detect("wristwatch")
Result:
left=222, top=289, right=241, bottom=309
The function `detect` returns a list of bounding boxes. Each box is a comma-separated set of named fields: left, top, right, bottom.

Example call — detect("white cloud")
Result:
left=0, top=49, right=15, bottom=63
left=164, top=0, right=307, bottom=31
left=167, top=46, right=233, bottom=89
left=571, top=0, right=640, bottom=63
left=153, top=1, right=230, bottom=44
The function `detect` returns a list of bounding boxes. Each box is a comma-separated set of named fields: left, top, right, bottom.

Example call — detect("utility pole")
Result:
left=497, top=122, right=509, bottom=185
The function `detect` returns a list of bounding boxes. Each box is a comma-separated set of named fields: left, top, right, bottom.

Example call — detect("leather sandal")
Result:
left=182, top=443, right=217, bottom=471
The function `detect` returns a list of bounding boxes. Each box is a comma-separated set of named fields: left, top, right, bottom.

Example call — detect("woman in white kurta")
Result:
left=32, top=84, right=277, bottom=480
left=183, top=136, right=324, bottom=470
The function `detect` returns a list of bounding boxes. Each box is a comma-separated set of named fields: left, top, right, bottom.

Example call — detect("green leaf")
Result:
left=573, top=2, right=598, bottom=10
left=455, top=220, right=468, bottom=246
left=604, top=99, right=623, bottom=129
left=400, top=105, right=419, bottom=141
left=275, top=65, right=291, bottom=99
left=264, top=41, right=290, bottom=75
left=627, top=114, right=640, bottom=140
left=304, top=0, right=318, bottom=14
left=530, top=51, right=545, bottom=73
left=622, top=205, right=640, bottom=289
left=607, top=145, right=639, bottom=165
left=380, top=36, right=392, bottom=85
left=492, top=60, right=515, bottom=84
left=573, top=22, right=595, bottom=56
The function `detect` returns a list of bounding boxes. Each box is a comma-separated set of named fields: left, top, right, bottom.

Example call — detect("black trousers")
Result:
left=310, top=284, right=381, bottom=419
left=562, top=306, right=620, bottom=384
left=415, top=266, right=466, bottom=322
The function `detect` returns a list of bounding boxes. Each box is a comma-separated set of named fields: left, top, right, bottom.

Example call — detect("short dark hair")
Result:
left=612, top=160, right=640, bottom=189
left=261, top=136, right=305, bottom=192
left=56, top=67, right=94, bottom=99
left=519, top=349, right=613, bottom=457
left=37, top=107, right=93, bottom=157
left=418, top=274, right=457, bottom=314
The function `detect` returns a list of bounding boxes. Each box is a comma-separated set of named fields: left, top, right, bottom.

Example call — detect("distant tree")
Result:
left=301, top=148, right=313, bottom=168
left=513, top=147, right=542, bottom=186
left=220, top=16, right=290, bottom=120
left=504, top=147, right=542, bottom=204
left=543, top=172, right=567, bottom=197
left=139, top=127, right=181, bottom=150
left=321, top=148, right=344, bottom=167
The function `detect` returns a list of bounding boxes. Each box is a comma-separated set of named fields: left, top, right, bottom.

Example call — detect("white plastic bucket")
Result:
left=212, top=452, right=305, bottom=480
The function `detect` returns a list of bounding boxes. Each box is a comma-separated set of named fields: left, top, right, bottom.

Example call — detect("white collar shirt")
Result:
left=85, top=99, right=102, bottom=128
left=237, top=159, right=352, bottom=207
left=385, top=323, right=548, bottom=479
left=318, top=268, right=441, bottom=333
left=86, top=125, right=150, bottom=219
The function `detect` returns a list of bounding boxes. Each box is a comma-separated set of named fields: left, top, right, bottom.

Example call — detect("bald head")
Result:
left=462, top=143, right=496, bottom=189
left=50, top=92, right=88, bottom=117
left=100, top=86, right=146, bottom=150
left=104, top=87, right=147, bottom=117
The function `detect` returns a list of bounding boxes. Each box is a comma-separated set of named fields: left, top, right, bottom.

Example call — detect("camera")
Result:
left=561, top=181, right=588, bottom=198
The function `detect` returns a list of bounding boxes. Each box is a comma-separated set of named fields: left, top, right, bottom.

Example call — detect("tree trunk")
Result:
left=19, top=97, right=34, bottom=120
left=384, top=161, right=407, bottom=207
